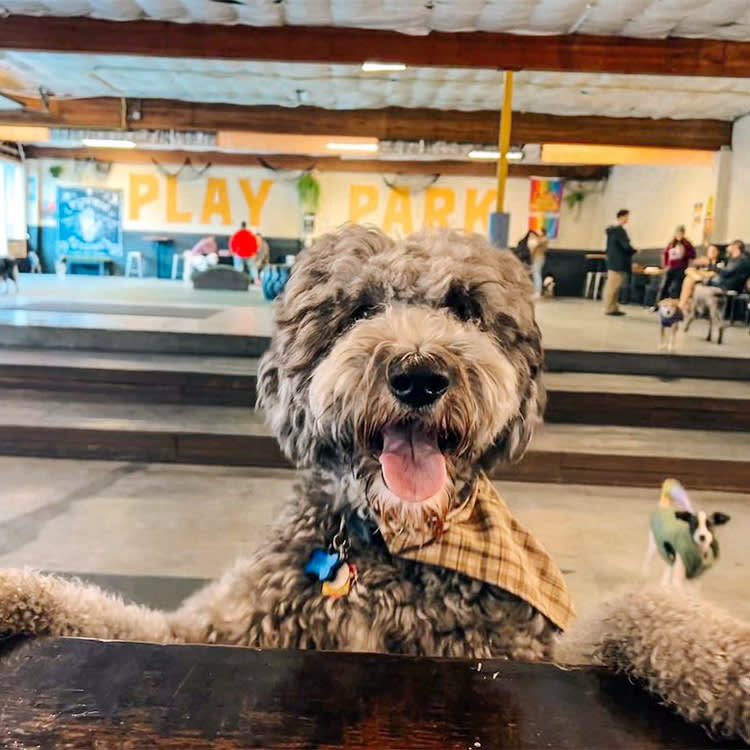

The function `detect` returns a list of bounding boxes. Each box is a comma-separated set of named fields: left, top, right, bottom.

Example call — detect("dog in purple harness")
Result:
left=657, top=298, right=684, bottom=352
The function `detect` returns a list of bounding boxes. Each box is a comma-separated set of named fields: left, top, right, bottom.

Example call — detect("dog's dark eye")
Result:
left=443, top=287, right=482, bottom=322
left=350, top=303, right=377, bottom=322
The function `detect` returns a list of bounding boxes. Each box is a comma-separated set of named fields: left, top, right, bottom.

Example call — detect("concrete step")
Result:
left=1, top=390, right=748, bottom=492
left=2, top=348, right=750, bottom=430
left=543, top=372, right=750, bottom=432
left=0, top=348, right=257, bottom=406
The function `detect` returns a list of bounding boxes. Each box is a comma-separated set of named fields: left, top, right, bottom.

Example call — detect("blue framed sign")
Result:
left=56, top=186, right=123, bottom=256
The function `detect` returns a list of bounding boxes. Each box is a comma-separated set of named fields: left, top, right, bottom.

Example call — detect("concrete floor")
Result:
left=1, top=456, right=747, bottom=622
left=0, top=276, right=274, bottom=338
left=534, top=296, right=750, bottom=357
left=1, top=275, right=749, bottom=358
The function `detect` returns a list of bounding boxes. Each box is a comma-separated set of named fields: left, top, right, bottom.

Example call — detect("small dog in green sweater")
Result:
left=644, top=478, right=730, bottom=586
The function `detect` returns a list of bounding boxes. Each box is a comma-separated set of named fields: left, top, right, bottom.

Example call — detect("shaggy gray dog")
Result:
left=0, top=226, right=748, bottom=741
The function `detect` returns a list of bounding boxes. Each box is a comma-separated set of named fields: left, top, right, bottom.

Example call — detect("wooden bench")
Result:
left=0, top=637, right=728, bottom=748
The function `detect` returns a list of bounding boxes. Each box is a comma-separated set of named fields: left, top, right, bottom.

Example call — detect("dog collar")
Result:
left=304, top=515, right=359, bottom=599
left=376, top=473, right=575, bottom=631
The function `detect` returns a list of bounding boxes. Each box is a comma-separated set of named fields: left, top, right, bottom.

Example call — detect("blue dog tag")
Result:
left=304, top=548, right=341, bottom=582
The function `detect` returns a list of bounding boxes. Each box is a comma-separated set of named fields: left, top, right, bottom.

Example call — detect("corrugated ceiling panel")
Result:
left=1, top=52, right=749, bottom=120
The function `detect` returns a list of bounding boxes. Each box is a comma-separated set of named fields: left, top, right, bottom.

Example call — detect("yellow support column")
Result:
left=496, top=70, right=514, bottom=213
left=489, top=70, right=514, bottom=248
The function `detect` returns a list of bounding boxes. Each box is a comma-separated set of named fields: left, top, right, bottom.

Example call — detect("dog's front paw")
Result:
left=0, top=569, right=59, bottom=638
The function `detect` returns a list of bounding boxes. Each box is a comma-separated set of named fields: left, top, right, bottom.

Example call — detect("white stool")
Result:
left=584, top=270, right=596, bottom=298
left=584, top=270, right=607, bottom=299
left=125, top=251, right=143, bottom=278
left=171, top=251, right=186, bottom=280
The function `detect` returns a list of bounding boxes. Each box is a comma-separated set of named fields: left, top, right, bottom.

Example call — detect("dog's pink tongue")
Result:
left=379, top=425, right=447, bottom=503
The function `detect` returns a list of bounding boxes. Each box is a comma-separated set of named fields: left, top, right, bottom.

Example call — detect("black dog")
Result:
left=0, top=257, right=19, bottom=293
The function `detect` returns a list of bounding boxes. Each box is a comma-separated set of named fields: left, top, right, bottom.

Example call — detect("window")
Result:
left=0, top=159, right=26, bottom=256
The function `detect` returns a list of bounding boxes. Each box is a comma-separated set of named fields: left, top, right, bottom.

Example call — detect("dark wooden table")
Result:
left=0, top=637, right=739, bottom=749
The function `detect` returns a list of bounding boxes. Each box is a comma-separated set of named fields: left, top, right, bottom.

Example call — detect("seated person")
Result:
left=706, top=239, right=750, bottom=293
left=184, top=236, right=219, bottom=282
left=655, top=225, right=695, bottom=307
left=679, top=243, right=722, bottom=311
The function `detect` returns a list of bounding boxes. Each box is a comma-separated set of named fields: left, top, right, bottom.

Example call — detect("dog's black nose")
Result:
left=389, top=365, right=450, bottom=408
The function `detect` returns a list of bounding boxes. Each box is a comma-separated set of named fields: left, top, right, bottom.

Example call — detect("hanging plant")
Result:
left=563, top=181, right=605, bottom=216
left=297, top=171, right=321, bottom=215
left=49, top=165, right=63, bottom=178
left=564, top=187, right=586, bottom=210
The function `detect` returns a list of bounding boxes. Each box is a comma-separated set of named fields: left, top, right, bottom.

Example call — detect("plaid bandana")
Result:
left=378, top=473, right=575, bottom=631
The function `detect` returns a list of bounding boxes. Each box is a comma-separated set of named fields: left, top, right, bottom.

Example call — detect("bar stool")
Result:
left=124, top=251, right=144, bottom=278
left=171, top=251, right=187, bottom=280
left=583, top=254, right=607, bottom=299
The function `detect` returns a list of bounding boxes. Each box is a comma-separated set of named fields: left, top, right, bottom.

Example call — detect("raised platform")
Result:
left=2, top=277, right=749, bottom=377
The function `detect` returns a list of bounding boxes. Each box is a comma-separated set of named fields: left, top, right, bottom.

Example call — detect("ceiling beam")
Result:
left=24, top=146, right=611, bottom=180
left=0, top=15, right=748, bottom=78
left=0, top=99, right=731, bottom=150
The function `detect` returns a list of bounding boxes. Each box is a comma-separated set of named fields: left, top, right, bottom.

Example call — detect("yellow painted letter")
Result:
left=200, top=178, right=232, bottom=225
left=166, top=175, right=192, bottom=223
left=464, top=188, right=497, bottom=233
left=238, top=178, right=272, bottom=226
left=348, top=184, right=379, bottom=223
left=423, top=187, right=455, bottom=228
left=128, top=173, right=159, bottom=221
left=383, top=189, right=413, bottom=234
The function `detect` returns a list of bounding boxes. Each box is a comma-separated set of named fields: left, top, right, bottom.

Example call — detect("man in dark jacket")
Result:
left=708, top=240, right=750, bottom=293
left=602, top=209, right=636, bottom=315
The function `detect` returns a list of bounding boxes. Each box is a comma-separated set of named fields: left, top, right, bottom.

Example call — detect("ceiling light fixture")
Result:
left=326, top=141, right=379, bottom=153
left=361, top=61, right=407, bottom=73
left=468, top=148, right=524, bottom=161
left=81, top=138, right=137, bottom=149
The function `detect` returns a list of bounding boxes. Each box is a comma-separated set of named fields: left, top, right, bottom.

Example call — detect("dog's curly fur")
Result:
left=0, top=226, right=748, bottom=741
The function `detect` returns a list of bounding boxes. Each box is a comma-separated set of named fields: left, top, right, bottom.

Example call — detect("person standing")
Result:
left=655, top=225, right=695, bottom=306
left=229, top=221, right=260, bottom=282
left=530, top=227, right=549, bottom=298
left=602, top=209, right=636, bottom=316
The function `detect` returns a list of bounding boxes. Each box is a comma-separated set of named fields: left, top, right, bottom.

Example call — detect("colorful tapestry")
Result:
left=528, top=177, right=564, bottom=239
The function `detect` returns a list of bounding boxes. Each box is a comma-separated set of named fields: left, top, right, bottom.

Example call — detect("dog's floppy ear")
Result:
left=711, top=512, right=731, bottom=526
left=498, top=371, right=545, bottom=464
left=256, top=343, right=317, bottom=468
left=675, top=511, right=695, bottom=524
left=481, top=331, right=546, bottom=467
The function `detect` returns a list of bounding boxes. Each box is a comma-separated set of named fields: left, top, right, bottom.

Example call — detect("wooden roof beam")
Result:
left=0, top=15, right=747, bottom=77
left=0, top=99, right=731, bottom=151
left=23, top=146, right=612, bottom=180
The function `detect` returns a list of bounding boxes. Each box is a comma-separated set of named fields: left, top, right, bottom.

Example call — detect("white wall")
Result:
left=599, top=164, right=716, bottom=250
left=725, top=115, right=750, bottom=243
left=27, top=157, right=718, bottom=251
